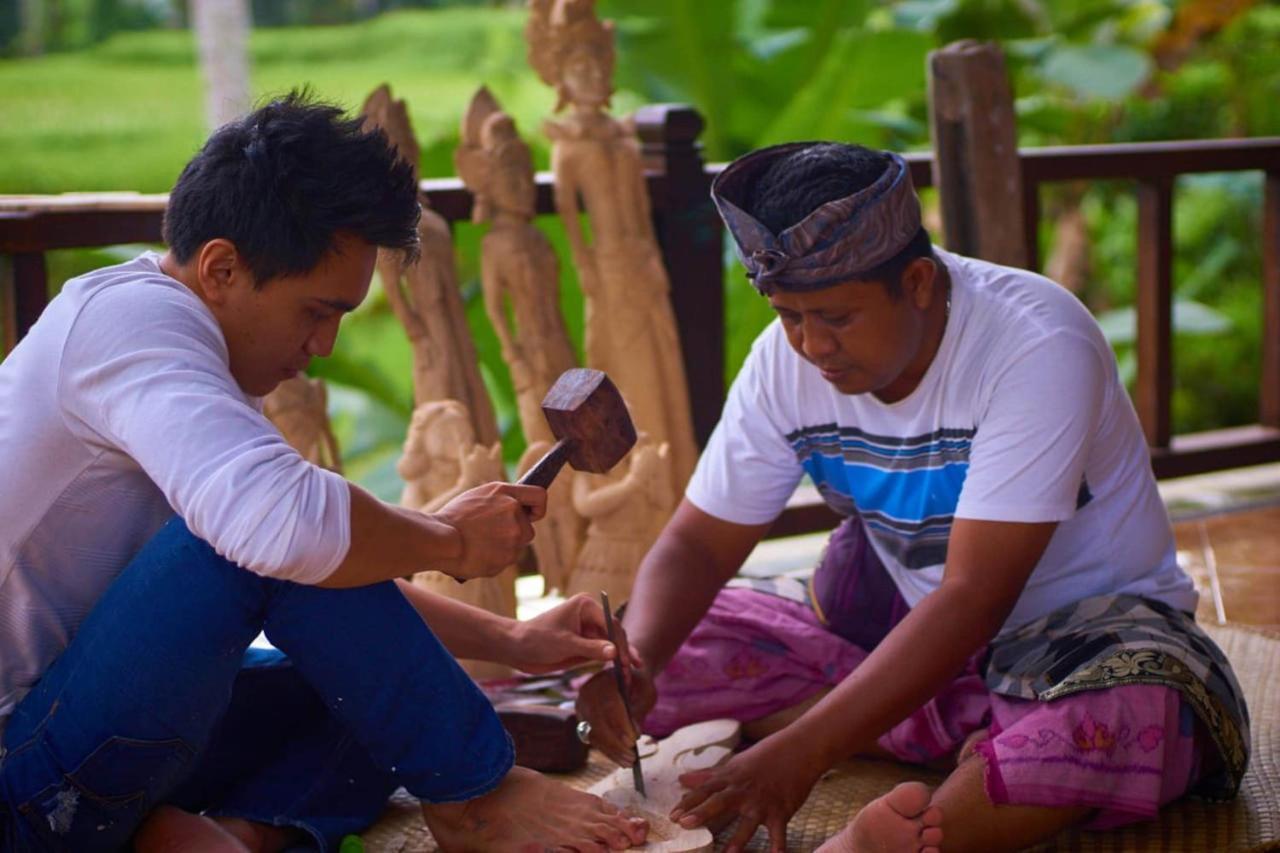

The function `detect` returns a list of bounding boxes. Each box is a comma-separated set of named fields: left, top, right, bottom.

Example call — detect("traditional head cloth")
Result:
left=710, top=142, right=922, bottom=295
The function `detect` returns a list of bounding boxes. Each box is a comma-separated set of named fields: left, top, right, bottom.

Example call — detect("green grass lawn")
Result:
left=0, top=7, right=643, bottom=193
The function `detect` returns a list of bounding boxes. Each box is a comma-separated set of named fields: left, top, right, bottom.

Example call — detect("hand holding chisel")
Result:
left=601, top=591, right=646, bottom=797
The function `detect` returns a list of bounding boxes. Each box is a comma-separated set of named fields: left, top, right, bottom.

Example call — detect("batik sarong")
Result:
left=647, top=516, right=1250, bottom=827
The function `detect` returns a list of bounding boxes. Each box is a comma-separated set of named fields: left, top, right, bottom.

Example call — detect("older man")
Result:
left=578, top=142, right=1247, bottom=852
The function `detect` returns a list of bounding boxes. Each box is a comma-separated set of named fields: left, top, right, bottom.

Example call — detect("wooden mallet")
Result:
left=517, top=368, right=637, bottom=489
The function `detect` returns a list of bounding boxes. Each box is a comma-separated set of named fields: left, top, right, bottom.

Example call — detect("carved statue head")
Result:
left=456, top=87, right=537, bottom=223
left=362, top=84, right=422, bottom=183
left=526, top=0, right=615, bottom=113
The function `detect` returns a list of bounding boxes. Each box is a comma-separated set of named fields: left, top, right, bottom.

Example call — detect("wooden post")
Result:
left=1262, top=171, right=1280, bottom=428
left=1136, top=177, right=1174, bottom=450
left=927, top=40, right=1029, bottom=268
left=12, top=251, right=48, bottom=350
left=633, top=104, right=724, bottom=449
left=1, top=254, right=14, bottom=356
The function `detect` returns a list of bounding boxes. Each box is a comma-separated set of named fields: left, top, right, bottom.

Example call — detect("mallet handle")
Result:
left=517, top=437, right=575, bottom=489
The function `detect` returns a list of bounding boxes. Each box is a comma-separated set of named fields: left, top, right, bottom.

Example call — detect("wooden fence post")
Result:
left=1262, top=170, right=1280, bottom=429
left=633, top=104, right=725, bottom=449
left=1, top=254, right=14, bottom=356
left=1136, top=177, right=1174, bottom=449
left=927, top=40, right=1029, bottom=269
left=12, top=252, right=48, bottom=351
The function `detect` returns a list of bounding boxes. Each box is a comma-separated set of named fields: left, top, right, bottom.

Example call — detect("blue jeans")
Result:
left=0, top=517, right=514, bottom=852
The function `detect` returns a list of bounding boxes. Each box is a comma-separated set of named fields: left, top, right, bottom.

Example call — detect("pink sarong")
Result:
left=647, top=585, right=1204, bottom=828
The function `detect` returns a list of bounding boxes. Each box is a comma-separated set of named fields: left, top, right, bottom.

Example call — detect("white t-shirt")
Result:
left=687, top=249, right=1196, bottom=635
left=0, top=252, right=351, bottom=729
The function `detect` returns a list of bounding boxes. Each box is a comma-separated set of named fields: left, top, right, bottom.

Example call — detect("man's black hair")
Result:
left=743, top=142, right=933, bottom=295
left=163, top=90, right=421, bottom=285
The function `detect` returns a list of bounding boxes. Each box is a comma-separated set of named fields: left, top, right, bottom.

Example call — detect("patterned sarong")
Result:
left=648, top=516, right=1251, bottom=826
left=984, top=593, right=1249, bottom=800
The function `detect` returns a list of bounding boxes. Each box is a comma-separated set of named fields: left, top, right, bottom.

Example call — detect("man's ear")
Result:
left=901, top=256, right=939, bottom=311
left=192, top=239, right=248, bottom=306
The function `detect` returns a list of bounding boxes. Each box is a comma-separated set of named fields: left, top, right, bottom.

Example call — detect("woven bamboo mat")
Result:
left=361, top=623, right=1280, bottom=852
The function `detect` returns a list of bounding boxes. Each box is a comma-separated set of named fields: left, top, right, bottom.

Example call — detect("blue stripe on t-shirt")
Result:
left=791, top=425, right=973, bottom=570
left=801, top=455, right=969, bottom=524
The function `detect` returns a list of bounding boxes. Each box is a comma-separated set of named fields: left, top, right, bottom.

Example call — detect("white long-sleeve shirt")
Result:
left=0, top=251, right=351, bottom=730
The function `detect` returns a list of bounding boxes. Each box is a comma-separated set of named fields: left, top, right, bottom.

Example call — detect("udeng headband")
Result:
left=710, top=143, right=922, bottom=294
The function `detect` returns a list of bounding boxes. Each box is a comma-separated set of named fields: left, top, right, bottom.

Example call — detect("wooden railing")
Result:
left=1018, top=138, right=1280, bottom=480
left=3, top=106, right=1278, bottom=539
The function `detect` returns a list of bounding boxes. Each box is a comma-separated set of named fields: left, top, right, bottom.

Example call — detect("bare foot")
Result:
left=422, top=765, right=649, bottom=851
left=134, top=805, right=250, bottom=853
left=815, top=782, right=943, bottom=853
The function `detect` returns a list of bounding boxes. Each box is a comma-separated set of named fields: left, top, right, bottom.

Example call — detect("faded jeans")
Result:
left=0, top=516, right=513, bottom=851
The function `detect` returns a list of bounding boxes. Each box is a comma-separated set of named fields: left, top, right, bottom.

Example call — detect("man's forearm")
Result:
left=772, top=579, right=1005, bottom=768
left=318, top=483, right=461, bottom=589
left=623, top=505, right=763, bottom=673
left=394, top=578, right=517, bottom=663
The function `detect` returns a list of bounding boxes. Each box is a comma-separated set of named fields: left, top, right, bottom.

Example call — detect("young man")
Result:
left=577, top=142, right=1249, bottom=852
left=0, top=93, right=648, bottom=852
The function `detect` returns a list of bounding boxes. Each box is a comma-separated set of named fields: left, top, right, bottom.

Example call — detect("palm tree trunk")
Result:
left=189, top=0, right=252, bottom=130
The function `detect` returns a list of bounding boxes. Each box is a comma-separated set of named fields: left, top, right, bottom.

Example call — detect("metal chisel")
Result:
left=601, top=591, right=646, bottom=797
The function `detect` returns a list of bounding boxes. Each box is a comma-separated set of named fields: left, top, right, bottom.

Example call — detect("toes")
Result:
left=921, top=804, right=943, bottom=828
left=592, top=822, right=631, bottom=850
left=882, top=781, right=933, bottom=819
left=625, top=816, right=648, bottom=844
left=921, top=825, right=944, bottom=847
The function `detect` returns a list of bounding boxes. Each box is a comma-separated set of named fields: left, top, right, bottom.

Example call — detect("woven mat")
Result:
left=361, top=623, right=1280, bottom=852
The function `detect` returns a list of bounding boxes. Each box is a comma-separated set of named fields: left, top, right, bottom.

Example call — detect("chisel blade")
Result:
left=601, top=592, right=646, bottom=797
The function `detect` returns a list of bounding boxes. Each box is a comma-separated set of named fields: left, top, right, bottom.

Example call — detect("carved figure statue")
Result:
left=566, top=433, right=674, bottom=603
left=457, top=86, right=584, bottom=592
left=526, top=0, right=698, bottom=488
left=456, top=86, right=577, bottom=448
left=398, top=400, right=516, bottom=679
left=263, top=376, right=342, bottom=473
left=361, top=84, right=499, bottom=446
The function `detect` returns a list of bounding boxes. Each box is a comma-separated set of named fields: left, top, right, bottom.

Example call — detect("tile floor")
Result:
left=1173, top=504, right=1280, bottom=633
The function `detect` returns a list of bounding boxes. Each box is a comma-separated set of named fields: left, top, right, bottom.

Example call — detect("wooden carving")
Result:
left=398, top=400, right=516, bottom=679
left=263, top=376, right=342, bottom=473
left=566, top=434, right=674, bottom=603
left=361, top=84, right=499, bottom=446
left=526, top=0, right=699, bottom=489
left=588, top=719, right=741, bottom=852
left=457, top=87, right=584, bottom=592
left=456, top=86, right=578, bottom=449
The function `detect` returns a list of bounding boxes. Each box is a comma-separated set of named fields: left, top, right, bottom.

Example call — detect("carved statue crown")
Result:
left=525, top=0, right=615, bottom=111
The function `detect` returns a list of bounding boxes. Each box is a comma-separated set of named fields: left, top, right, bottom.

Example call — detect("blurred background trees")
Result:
left=2, top=0, right=1276, bottom=498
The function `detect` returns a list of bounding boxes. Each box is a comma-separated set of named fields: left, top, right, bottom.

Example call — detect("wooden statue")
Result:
left=455, top=86, right=578, bottom=448
left=361, top=84, right=499, bottom=446
left=588, top=719, right=741, bottom=852
left=525, top=0, right=699, bottom=489
left=457, top=86, right=584, bottom=592
left=398, top=400, right=516, bottom=680
left=263, top=376, right=342, bottom=473
left=566, top=433, right=674, bottom=603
